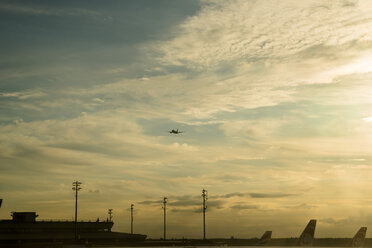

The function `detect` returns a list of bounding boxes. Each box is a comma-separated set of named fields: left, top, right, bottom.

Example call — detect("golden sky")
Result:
left=1, top=0, right=372, bottom=239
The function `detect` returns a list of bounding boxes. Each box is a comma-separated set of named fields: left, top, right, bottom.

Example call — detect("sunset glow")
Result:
left=1, top=0, right=372, bottom=239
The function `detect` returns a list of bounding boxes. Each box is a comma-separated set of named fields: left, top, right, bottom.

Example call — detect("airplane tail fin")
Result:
left=350, top=227, right=367, bottom=247
left=257, top=231, right=272, bottom=245
left=297, top=219, right=316, bottom=246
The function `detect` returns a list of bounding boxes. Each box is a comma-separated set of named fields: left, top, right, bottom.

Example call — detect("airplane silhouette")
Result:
left=297, top=219, right=316, bottom=246
left=168, top=129, right=183, bottom=134
left=350, top=227, right=367, bottom=247
left=256, top=230, right=272, bottom=246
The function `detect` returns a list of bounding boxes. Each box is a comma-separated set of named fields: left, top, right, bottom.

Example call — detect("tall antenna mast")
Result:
left=131, top=204, right=134, bottom=234
left=163, top=197, right=168, bottom=240
left=72, top=181, right=82, bottom=241
left=202, top=189, right=208, bottom=240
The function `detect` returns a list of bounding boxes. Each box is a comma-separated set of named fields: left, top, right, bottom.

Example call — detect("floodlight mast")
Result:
left=202, top=189, right=208, bottom=240
left=72, top=181, right=82, bottom=241
left=131, top=204, right=134, bottom=234
left=108, top=209, right=113, bottom=221
left=108, top=209, right=113, bottom=232
left=163, top=197, right=168, bottom=240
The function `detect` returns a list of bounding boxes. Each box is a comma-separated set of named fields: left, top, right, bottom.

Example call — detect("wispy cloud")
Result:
left=0, top=3, right=103, bottom=17
left=250, top=193, right=297, bottom=198
left=156, top=0, right=372, bottom=70
left=230, top=204, right=259, bottom=210
left=2, top=0, right=372, bottom=239
left=0, top=90, right=46, bottom=99
left=218, top=192, right=297, bottom=199
left=138, top=200, right=162, bottom=205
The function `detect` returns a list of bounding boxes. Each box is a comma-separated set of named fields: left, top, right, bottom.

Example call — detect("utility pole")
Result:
left=108, top=209, right=113, bottom=232
left=162, top=197, right=167, bottom=240
left=72, top=181, right=82, bottom=241
left=202, top=189, right=208, bottom=240
left=108, top=209, right=113, bottom=222
left=130, top=204, right=134, bottom=234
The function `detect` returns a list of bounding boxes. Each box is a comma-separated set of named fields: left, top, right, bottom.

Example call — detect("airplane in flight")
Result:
left=168, top=129, right=183, bottom=134
left=350, top=227, right=367, bottom=247
left=256, top=230, right=272, bottom=246
left=297, top=219, right=317, bottom=246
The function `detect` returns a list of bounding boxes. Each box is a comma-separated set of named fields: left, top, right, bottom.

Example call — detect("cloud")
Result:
left=171, top=142, right=199, bottom=151
left=0, top=90, right=46, bottom=99
left=156, top=0, right=372, bottom=70
left=319, top=215, right=372, bottom=226
left=0, top=2, right=103, bottom=18
left=137, top=200, right=162, bottom=205
left=135, top=193, right=226, bottom=214
left=169, top=199, right=200, bottom=207
left=363, top=116, right=372, bottom=122
left=218, top=192, right=297, bottom=199
left=250, top=193, right=297, bottom=198
left=230, top=204, right=259, bottom=210
left=93, top=98, right=104, bottom=104
left=13, top=119, right=23, bottom=125
left=285, top=203, right=317, bottom=209
left=215, top=174, right=249, bottom=183
left=3, top=0, right=372, bottom=239
left=220, top=192, right=248, bottom=198
left=88, top=189, right=100, bottom=194
left=170, top=207, right=200, bottom=213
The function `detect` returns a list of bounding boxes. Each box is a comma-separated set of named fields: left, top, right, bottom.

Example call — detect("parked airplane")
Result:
left=257, top=230, right=272, bottom=246
left=168, top=129, right=183, bottom=134
left=350, top=227, right=367, bottom=247
left=297, top=219, right=317, bottom=246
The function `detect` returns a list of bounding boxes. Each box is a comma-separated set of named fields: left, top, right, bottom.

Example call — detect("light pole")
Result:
left=131, top=204, right=134, bottom=234
left=202, top=189, right=208, bottom=240
left=108, top=209, right=113, bottom=222
left=108, top=209, right=113, bottom=232
left=163, top=197, right=168, bottom=240
left=72, top=181, right=82, bottom=241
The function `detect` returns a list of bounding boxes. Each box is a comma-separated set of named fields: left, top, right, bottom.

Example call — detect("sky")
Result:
left=1, top=0, right=372, bottom=239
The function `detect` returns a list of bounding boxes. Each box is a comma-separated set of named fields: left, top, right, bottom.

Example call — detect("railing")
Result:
left=37, top=219, right=113, bottom=223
